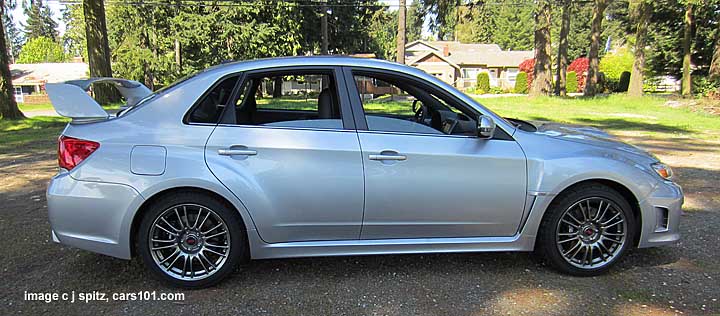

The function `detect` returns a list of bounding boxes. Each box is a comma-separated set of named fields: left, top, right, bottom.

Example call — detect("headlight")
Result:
left=651, top=162, right=673, bottom=180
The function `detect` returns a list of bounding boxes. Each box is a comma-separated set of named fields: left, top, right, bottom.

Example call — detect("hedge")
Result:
left=566, top=71, right=578, bottom=93
left=618, top=71, right=631, bottom=92
left=476, top=72, right=491, bottom=94
left=514, top=72, right=529, bottom=94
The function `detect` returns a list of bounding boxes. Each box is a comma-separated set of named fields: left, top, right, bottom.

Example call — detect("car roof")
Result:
left=199, top=56, right=429, bottom=78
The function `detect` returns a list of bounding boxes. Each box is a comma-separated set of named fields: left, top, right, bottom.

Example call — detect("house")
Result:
left=11, top=62, right=89, bottom=103
left=404, top=40, right=533, bottom=90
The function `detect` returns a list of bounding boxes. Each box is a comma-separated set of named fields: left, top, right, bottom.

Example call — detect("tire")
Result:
left=536, top=183, right=636, bottom=276
left=137, top=192, right=246, bottom=289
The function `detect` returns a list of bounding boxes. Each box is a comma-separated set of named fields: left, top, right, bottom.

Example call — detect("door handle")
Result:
left=369, top=154, right=407, bottom=161
left=218, top=148, right=257, bottom=156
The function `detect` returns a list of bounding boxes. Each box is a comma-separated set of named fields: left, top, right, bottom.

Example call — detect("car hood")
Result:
left=534, top=122, right=658, bottom=162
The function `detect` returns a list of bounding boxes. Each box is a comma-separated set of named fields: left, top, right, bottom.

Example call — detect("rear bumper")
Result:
left=47, top=172, right=144, bottom=259
left=637, top=181, right=684, bottom=248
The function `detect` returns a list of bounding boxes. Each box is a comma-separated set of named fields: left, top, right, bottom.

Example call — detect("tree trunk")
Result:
left=555, top=0, right=571, bottom=96
left=0, top=0, right=24, bottom=120
left=320, top=1, right=328, bottom=55
left=396, top=0, right=406, bottom=64
left=628, top=1, right=650, bottom=97
left=530, top=0, right=553, bottom=96
left=584, top=0, right=608, bottom=97
left=174, top=38, right=182, bottom=71
left=681, top=3, right=693, bottom=96
left=84, top=0, right=118, bottom=104
left=273, top=77, right=282, bottom=98
left=710, top=34, right=720, bottom=80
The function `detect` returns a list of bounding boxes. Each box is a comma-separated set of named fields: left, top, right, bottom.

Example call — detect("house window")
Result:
left=13, top=87, right=23, bottom=103
left=462, top=68, right=482, bottom=79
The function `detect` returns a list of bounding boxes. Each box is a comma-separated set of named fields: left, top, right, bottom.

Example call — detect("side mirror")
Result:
left=477, top=115, right=496, bottom=139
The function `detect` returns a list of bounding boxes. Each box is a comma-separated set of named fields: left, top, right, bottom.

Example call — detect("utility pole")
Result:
left=321, top=0, right=329, bottom=55
left=396, top=0, right=406, bottom=64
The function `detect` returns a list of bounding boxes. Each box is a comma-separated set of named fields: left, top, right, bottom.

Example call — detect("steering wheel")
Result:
left=413, top=100, right=428, bottom=123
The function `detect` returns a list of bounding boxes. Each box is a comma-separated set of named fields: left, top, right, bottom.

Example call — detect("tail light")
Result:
left=58, top=136, right=100, bottom=171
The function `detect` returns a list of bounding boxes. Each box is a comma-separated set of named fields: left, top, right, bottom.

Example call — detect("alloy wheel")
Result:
left=148, top=204, right=231, bottom=280
left=555, top=197, right=628, bottom=269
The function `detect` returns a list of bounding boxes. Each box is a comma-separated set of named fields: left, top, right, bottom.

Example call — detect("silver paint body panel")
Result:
left=46, top=56, right=683, bottom=261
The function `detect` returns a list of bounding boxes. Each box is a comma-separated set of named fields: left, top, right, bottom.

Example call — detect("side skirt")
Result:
left=248, top=234, right=536, bottom=260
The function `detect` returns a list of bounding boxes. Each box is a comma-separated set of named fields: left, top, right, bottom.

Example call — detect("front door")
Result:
left=346, top=69, right=528, bottom=239
left=203, top=68, right=365, bottom=243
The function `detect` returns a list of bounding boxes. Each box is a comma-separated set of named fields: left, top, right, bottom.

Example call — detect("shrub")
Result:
left=618, top=71, right=631, bottom=92
left=693, top=75, right=720, bottom=97
left=518, top=59, right=535, bottom=87
left=568, top=57, right=589, bottom=91
left=566, top=71, right=579, bottom=93
left=514, top=72, right=529, bottom=94
left=599, top=48, right=634, bottom=90
left=476, top=72, right=491, bottom=94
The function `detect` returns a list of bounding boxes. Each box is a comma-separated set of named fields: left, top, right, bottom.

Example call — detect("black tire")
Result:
left=536, top=182, right=636, bottom=276
left=137, top=192, right=246, bottom=289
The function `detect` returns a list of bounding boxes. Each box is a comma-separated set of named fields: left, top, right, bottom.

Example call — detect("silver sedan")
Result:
left=46, top=57, right=683, bottom=288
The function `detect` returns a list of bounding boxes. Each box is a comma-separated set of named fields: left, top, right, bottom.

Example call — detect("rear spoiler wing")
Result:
left=46, top=78, right=152, bottom=122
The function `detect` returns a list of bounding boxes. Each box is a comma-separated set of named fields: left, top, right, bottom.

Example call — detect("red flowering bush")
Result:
left=568, top=57, right=589, bottom=92
left=518, top=59, right=535, bottom=87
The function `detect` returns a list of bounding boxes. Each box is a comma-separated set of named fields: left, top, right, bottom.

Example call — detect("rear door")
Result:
left=202, top=67, right=365, bottom=243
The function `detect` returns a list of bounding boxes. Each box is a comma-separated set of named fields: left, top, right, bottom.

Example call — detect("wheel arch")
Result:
left=129, top=186, right=252, bottom=258
left=541, top=178, right=643, bottom=247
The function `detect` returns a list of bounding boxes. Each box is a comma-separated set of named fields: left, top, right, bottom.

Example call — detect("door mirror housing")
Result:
left=477, top=115, right=496, bottom=139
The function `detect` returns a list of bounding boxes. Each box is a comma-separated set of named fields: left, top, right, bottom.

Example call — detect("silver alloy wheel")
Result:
left=149, top=204, right=231, bottom=280
left=555, top=197, right=627, bottom=269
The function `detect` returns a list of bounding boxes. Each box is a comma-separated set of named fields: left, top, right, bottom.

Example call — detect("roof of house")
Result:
left=405, top=40, right=533, bottom=68
left=11, top=63, right=89, bottom=85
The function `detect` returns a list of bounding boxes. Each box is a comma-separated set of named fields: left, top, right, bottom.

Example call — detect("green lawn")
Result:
left=0, top=116, right=69, bottom=152
left=18, top=102, right=124, bottom=113
left=2, top=96, right=718, bottom=151
left=477, top=95, right=720, bottom=139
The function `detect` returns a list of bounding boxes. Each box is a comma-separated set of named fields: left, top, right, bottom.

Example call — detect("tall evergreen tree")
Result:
left=397, top=0, right=406, bottom=64
left=84, top=0, right=117, bottom=103
left=0, top=0, right=24, bottom=120
left=23, top=0, right=57, bottom=41
left=628, top=0, right=651, bottom=96
left=3, top=0, right=22, bottom=62
left=584, top=0, right=609, bottom=97
left=555, top=0, right=571, bottom=96
left=531, top=0, right=553, bottom=96
left=681, top=1, right=694, bottom=96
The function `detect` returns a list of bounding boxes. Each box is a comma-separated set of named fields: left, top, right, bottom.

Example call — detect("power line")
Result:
left=52, top=0, right=596, bottom=8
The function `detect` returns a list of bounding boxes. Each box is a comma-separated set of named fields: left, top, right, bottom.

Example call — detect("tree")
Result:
left=397, top=0, right=406, bottom=64
left=23, top=0, right=57, bottom=41
left=84, top=0, right=117, bottom=104
left=0, top=0, right=24, bottom=120
left=584, top=0, right=609, bottom=96
left=681, top=2, right=693, bottom=96
left=406, top=0, right=422, bottom=42
left=628, top=0, right=650, bottom=96
left=62, top=4, right=86, bottom=60
left=531, top=0, right=553, bottom=96
left=3, top=0, right=22, bottom=62
left=555, top=0, right=571, bottom=96
left=711, top=36, right=720, bottom=80
left=416, top=0, right=460, bottom=40
left=17, top=36, right=64, bottom=63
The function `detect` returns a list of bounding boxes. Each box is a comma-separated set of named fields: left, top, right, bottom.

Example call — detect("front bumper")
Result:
left=47, top=172, right=144, bottom=259
left=637, top=180, right=684, bottom=248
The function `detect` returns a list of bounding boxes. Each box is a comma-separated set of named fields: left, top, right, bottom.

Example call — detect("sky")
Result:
left=10, top=0, right=430, bottom=38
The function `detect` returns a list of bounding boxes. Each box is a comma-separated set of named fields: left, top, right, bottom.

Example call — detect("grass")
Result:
left=18, top=102, right=124, bottom=113
left=2, top=95, right=717, bottom=151
left=477, top=95, right=720, bottom=139
left=0, top=116, right=69, bottom=152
